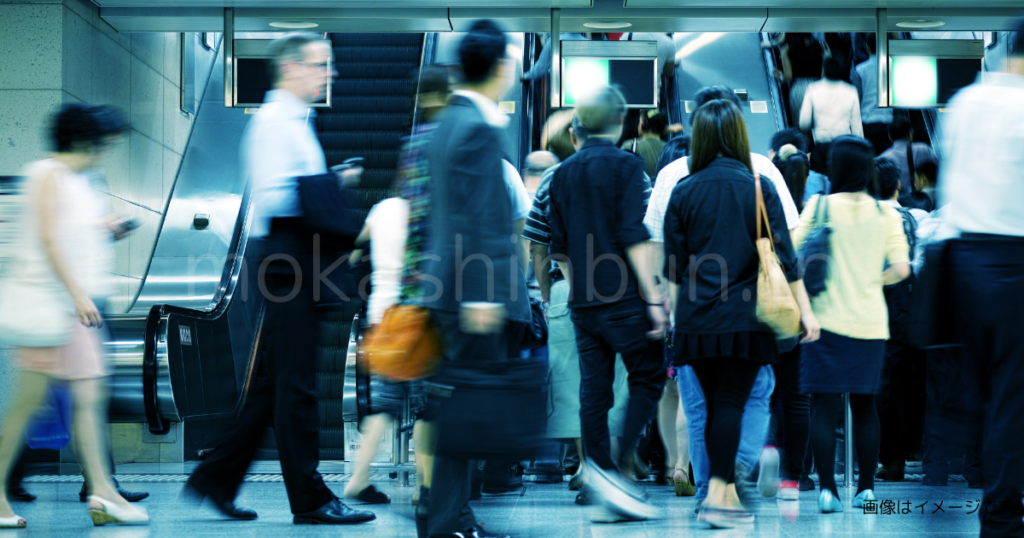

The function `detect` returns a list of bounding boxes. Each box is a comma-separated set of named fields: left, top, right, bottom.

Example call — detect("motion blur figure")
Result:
left=940, top=20, right=1024, bottom=538
left=418, top=20, right=528, bottom=538
left=0, top=104, right=149, bottom=528
left=182, top=33, right=374, bottom=526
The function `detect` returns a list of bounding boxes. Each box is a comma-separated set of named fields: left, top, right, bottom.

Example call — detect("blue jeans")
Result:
left=678, top=363, right=776, bottom=501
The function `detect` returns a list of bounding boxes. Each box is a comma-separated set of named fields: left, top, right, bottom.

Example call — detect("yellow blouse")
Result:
left=792, top=195, right=910, bottom=340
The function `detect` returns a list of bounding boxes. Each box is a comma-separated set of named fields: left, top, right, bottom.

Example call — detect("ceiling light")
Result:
left=270, top=21, right=319, bottom=29
left=896, top=20, right=946, bottom=29
left=583, top=21, right=632, bottom=29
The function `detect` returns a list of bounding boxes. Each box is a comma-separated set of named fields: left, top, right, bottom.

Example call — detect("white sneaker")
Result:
left=758, top=446, right=780, bottom=498
left=585, top=459, right=662, bottom=521
left=778, top=480, right=800, bottom=501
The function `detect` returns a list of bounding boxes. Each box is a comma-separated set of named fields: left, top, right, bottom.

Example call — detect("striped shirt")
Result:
left=523, top=164, right=561, bottom=246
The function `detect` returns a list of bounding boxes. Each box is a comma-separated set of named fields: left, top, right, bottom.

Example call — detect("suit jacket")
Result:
left=421, top=95, right=529, bottom=323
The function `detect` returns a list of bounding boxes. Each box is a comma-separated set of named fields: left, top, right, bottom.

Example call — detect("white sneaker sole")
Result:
left=779, top=488, right=800, bottom=501
left=758, top=448, right=780, bottom=498
left=586, top=460, right=662, bottom=521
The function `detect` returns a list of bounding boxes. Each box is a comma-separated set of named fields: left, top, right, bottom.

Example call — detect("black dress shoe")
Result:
left=9, top=486, right=36, bottom=502
left=293, top=498, right=375, bottom=525
left=79, top=480, right=150, bottom=503
left=180, top=482, right=257, bottom=520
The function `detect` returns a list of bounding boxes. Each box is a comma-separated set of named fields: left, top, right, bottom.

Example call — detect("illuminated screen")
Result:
left=562, top=57, right=656, bottom=107
left=891, top=56, right=981, bottom=107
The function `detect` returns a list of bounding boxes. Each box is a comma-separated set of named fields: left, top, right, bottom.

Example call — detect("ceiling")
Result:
left=96, top=0, right=1024, bottom=33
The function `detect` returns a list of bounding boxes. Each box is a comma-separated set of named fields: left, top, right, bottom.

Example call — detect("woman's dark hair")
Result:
left=901, top=191, right=936, bottom=212
left=779, top=151, right=809, bottom=213
left=689, top=100, right=753, bottom=175
left=872, top=157, right=902, bottom=200
left=690, top=85, right=741, bottom=125
left=828, top=135, right=876, bottom=194
left=823, top=57, right=845, bottom=81
left=640, top=110, right=669, bottom=138
left=653, top=135, right=690, bottom=178
left=771, top=127, right=809, bottom=154
left=50, top=103, right=128, bottom=153
left=459, top=19, right=507, bottom=84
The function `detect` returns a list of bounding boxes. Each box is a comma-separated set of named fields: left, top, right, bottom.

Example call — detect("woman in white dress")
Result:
left=0, top=104, right=148, bottom=527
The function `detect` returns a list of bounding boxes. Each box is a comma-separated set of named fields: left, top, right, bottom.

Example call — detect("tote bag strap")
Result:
left=755, top=173, right=777, bottom=255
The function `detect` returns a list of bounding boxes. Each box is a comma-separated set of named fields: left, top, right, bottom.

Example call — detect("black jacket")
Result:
left=663, top=157, right=799, bottom=334
left=421, top=95, right=529, bottom=323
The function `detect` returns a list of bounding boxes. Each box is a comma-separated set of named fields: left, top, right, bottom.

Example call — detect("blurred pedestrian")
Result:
left=0, top=103, right=148, bottom=528
left=940, top=19, right=1024, bottom=536
left=799, top=57, right=863, bottom=169
left=182, top=32, right=374, bottom=525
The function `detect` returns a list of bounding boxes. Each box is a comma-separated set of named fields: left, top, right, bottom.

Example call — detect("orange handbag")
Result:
left=361, top=304, right=442, bottom=381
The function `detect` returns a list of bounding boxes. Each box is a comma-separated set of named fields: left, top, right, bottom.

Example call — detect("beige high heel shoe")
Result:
left=88, top=496, right=150, bottom=526
left=0, top=515, right=26, bottom=529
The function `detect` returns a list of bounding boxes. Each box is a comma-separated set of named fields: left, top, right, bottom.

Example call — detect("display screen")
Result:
left=562, top=57, right=656, bottom=108
left=890, top=57, right=981, bottom=107
left=235, top=57, right=330, bottom=107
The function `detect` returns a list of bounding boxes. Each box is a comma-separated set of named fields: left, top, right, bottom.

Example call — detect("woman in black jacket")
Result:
left=663, top=100, right=819, bottom=528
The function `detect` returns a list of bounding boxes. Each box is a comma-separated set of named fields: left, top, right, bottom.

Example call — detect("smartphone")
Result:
left=120, top=219, right=140, bottom=233
left=330, top=157, right=364, bottom=172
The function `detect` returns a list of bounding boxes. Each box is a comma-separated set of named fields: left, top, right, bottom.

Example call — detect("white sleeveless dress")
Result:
left=0, top=160, right=113, bottom=378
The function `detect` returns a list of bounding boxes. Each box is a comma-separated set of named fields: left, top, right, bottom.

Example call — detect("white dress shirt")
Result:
left=644, top=153, right=801, bottom=242
left=940, top=72, right=1024, bottom=237
left=854, top=55, right=894, bottom=125
left=245, top=90, right=327, bottom=238
left=799, top=79, right=864, bottom=143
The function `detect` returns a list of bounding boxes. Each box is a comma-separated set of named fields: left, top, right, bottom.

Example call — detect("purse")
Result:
left=425, top=358, right=549, bottom=461
left=799, top=195, right=831, bottom=297
left=361, top=304, right=442, bottom=381
left=753, top=174, right=802, bottom=339
left=24, top=384, right=73, bottom=450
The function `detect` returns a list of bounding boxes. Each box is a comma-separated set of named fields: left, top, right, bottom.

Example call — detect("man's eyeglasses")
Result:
left=296, top=61, right=333, bottom=71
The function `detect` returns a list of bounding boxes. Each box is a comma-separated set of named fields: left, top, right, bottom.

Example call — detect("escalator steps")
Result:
left=317, top=346, right=348, bottom=373
left=319, top=131, right=404, bottom=151
left=331, top=96, right=410, bottom=114
left=316, top=373, right=347, bottom=399
left=319, top=399, right=347, bottom=427
left=332, top=79, right=413, bottom=97
left=316, top=113, right=407, bottom=133
left=334, top=46, right=421, bottom=64
left=355, top=170, right=397, bottom=191
left=332, top=33, right=422, bottom=47
left=334, top=62, right=418, bottom=80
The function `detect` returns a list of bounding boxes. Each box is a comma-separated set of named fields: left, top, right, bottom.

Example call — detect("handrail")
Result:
left=760, top=32, right=789, bottom=130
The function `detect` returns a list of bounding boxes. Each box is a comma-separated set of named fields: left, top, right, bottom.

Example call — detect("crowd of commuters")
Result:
left=1, top=19, right=1022, bottom=538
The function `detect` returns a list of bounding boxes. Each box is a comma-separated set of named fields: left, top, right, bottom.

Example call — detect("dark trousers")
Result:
left=863, top=122, right=893, bottom=156
left=690, top=357, right=761, bottom=482
left=877, top=344, right=926, bottom=465
left=428, top=310, right=518, bottom=536
left=950, top=238, right=1024, bottom=538
left=922, top=346, right=982, bottom=484
left=769, top=347, right=810, bottom=481
left=571, top=300, right=665, bottom=471
left=185, top=272, right=334, bottom=514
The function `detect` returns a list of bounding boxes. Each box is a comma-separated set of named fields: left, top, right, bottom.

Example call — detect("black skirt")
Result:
left=671, top=330, right=779, bottom=366
left=799, top=329, right=885, bottom=394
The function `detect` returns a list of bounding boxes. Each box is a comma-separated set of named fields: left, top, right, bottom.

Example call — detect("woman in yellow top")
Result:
left=792, top=136, right=910, bottom=514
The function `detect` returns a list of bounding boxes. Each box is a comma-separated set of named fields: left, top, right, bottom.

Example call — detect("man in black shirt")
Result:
left=547, top=86, right=668, bottom=522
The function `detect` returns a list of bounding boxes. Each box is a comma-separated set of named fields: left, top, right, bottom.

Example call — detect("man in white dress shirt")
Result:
left=184, top=33, right=374, bottom=526
left=940, top=21, right=1024, bottom=537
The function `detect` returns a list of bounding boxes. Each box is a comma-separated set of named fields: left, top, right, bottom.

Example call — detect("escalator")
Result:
left=105, top=33, right=425, bottom=462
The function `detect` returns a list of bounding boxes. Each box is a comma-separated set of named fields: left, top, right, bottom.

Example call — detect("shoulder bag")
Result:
left=798, top=195, right=831, bottom=297
left=754, top=174, right=802, bottom=338
left=362, top=305, right=442, bottom=381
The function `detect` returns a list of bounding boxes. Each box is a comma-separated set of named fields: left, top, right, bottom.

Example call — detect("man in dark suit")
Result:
left=419, top=20, right=529, bottom=538
left=182, top=33, right=373, bottom=526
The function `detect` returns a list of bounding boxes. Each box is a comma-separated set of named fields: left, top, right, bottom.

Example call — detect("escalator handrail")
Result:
left=760, top=32, right=789, bottom=130
left=142, top=304, right=169, bottom=434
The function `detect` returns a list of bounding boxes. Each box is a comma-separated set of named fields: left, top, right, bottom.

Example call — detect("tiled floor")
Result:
left=7, top=474, right=984, bottom=537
